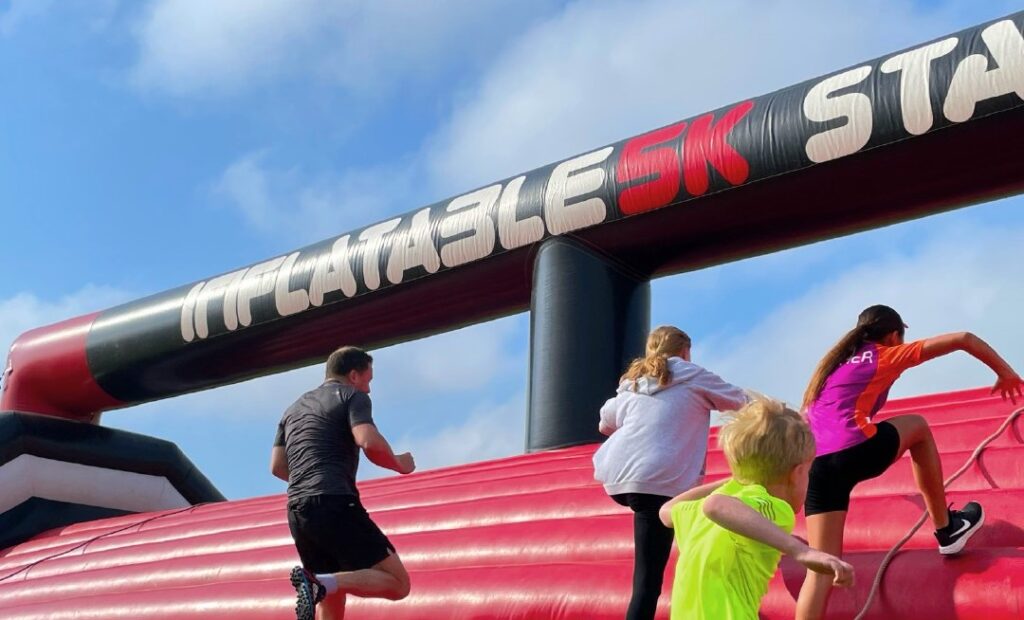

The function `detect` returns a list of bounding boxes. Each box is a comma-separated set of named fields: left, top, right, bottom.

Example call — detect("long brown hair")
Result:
left=621, top=325, right=692, bottom=391
left=802, top=305, right=906, bottom=409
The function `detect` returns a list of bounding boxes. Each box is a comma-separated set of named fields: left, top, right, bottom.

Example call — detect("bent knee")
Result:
left=892, top=414, right=932, bottom=441
left=388, top=579, right=411, bottom=600
left=906, top=414, right=929, bottom=428
left=894, top=413, right=928, bottom=428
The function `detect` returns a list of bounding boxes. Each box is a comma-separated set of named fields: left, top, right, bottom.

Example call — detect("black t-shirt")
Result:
left=274, top=380, right=374, bottom=500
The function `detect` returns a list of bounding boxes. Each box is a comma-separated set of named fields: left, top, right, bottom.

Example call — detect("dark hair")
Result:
left=326, top=346, right=373, bottom=378
left=802, top=305, right=905, bottom=409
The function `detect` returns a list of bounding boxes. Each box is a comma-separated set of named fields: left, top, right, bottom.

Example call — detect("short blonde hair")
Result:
left=718, top=399, right=815, bottom=485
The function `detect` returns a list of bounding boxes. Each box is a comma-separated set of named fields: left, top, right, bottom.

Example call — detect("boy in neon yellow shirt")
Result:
left=658, top=399, right=854, bottom=619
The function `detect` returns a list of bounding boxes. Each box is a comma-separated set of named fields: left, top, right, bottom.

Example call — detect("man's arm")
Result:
left=352, top=423, right=416, bottom=474
left=270, top=446, right=289, bottom=482
left=702, top=495, right=854, bottom=587
left=658, top=479, right=729, bottom=527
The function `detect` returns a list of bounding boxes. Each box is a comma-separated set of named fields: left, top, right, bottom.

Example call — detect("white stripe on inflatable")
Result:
left=0, top=454, right=189, bottom=515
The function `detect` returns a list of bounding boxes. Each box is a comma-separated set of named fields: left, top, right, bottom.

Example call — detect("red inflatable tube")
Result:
left=0, top=314, right=122, bottom=420
left=1, top=387, right=1023, bottom=619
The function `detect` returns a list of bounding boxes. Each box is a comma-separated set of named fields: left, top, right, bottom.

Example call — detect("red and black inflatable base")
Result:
left=1, top=387, right=1021, bottom=619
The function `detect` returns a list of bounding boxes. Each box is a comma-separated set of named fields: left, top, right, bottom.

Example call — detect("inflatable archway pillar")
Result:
left=527, top=237, right=649, bottom=451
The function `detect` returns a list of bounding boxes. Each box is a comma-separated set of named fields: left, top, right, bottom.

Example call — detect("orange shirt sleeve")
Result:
left=877, top=340, right=925, bottom=378
left=849, top=341, right=924, bottom=437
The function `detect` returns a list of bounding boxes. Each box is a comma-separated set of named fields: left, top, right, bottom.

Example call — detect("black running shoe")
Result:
left=290, top=566, right=326, bottom=620
left=935, top=502, right=984, bottom=555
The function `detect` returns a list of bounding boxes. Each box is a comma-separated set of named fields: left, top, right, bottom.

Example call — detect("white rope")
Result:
left=852, top=404, right=1024, bottom=620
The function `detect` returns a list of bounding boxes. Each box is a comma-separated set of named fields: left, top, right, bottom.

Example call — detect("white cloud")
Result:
left=0, top=0, right=54, bottom=36
left=0, top=285, right=134, bottom=367
left=696, top=218, right=1024, bottom=407
left=212, top=150, right=279, bottom=230
left=121, top=314, right=524, bottom=422
left=313, top=0, right=558, bottom=95
left=371, top=315, right=525, bottom=396
left=213, top=0, right=991, bottom=234
left=130, top=0, right=323, bottom=96
left=129, top=0, right=559, bottom=98
left=428, top=0, right=966, bottom=191
left=129, top=364, right=322, bottom=424
left=364, top=392, right=527, bottom=478
left=212, top=149, right=420, bottom=244
left=0, top=0, right=123, bottom=36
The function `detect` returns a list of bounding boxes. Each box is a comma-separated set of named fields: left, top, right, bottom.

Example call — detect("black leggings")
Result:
left=612, top=493, right=673, bottom=620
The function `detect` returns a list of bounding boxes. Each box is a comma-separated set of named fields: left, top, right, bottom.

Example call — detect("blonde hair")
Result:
left=718, top=399, right=815, bottom=485
left=621, top=325, right=692, bottom=391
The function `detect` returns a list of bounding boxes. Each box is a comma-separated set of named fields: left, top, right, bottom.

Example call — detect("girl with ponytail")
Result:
left=796, top=305, right=1024, bottom=620
left=593, top=325, right=749, bottom=620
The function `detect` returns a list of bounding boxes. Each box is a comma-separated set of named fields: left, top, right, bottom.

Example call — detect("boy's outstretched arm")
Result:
left=658, top=479, right=729, bottom=527
left=702, top=495, right=855, bottom=588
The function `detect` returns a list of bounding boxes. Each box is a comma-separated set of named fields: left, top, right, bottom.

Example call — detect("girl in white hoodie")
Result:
left=594, top=325, right=748, bottom=620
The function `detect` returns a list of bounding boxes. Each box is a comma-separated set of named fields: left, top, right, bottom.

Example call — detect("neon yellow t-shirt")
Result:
left=669, top=478, right=795, bottom=620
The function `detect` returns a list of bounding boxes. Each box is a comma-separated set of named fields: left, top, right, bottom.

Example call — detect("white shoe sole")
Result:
left=939, top=509, right=985, bottom=555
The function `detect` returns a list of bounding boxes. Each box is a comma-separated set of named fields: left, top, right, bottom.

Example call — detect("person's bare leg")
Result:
left=330, top=553, right=411, bottom=601
left=886, top=415, right=949, bottom=529
left=317, top=591, right=346, bottom=620
left=796, top=511, right=847, bottom=620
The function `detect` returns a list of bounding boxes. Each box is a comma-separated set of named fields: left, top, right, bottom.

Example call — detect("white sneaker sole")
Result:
left=939, top=509, right=985, bottom=555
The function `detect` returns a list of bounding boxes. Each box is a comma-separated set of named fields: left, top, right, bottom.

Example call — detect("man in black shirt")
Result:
left=272, top=346, right=415, bottom=620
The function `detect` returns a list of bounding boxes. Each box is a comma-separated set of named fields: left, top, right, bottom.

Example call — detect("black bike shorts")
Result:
left=805, top=421, right=901, bottom=516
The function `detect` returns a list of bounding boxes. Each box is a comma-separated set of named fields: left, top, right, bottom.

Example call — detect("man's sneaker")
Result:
left=290, top=566, right=326, bottom=620
left=935, top=502, right=985, bottom=555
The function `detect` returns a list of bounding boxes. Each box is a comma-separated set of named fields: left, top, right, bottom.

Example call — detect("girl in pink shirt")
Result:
left=795, top=305, right=1022, bottom=620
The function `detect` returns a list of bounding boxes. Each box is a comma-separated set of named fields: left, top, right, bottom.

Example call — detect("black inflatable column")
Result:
left=527, top=238, right=650, bottom=451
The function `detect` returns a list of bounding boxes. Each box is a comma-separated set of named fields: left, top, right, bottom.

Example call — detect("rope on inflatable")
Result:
left=0, top=503, right=210, bottom=584
left=853, top=404, right=1024, bottom=620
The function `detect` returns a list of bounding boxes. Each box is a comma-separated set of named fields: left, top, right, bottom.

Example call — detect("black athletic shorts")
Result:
left=805, top=421, right=901, bottom=516
left=287, top=494, right=395, bottom=573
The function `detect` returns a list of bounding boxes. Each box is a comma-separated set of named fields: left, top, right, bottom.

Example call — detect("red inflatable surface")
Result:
left=1, top=386, right=1022, bottom=619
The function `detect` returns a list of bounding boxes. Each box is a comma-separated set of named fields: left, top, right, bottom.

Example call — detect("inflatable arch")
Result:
left=1, top=11, right=1023, bottom=619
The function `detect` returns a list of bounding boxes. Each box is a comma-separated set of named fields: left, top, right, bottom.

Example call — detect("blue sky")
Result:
left=1, top=0, right=1022, bottom=500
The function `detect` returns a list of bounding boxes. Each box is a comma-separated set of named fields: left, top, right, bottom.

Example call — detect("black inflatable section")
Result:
left=0, top=498, right=129, bottom=551
left=528, top=238, right=649, bottom=450
left=0, top=412, right=225, bottom=504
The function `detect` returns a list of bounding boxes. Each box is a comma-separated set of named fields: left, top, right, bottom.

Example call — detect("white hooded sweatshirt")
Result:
left=592, top=357, right=748, bottom=498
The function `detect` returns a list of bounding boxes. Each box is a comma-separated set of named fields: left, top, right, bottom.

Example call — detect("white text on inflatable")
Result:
left=804, top=18, right=1023, bottom=163
left=180, top=148, right=614, bottom=342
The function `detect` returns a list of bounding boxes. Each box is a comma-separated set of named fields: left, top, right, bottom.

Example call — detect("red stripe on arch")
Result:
left=1, top=313, right=123, bottom=420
